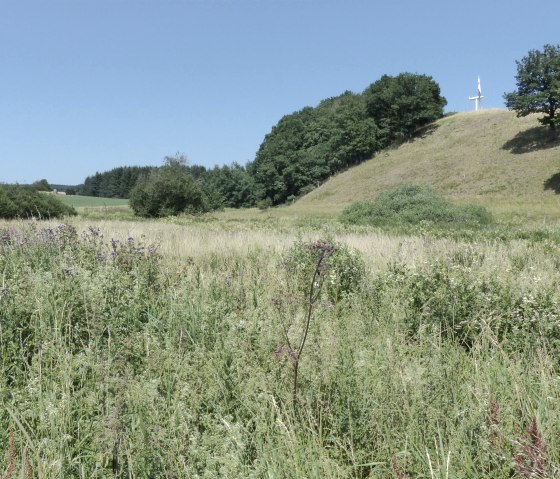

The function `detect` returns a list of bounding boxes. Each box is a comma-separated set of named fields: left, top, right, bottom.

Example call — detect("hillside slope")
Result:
left=288, top=110, right=560, bottom=219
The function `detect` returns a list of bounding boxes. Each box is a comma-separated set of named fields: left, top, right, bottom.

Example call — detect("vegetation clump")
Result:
left=252, top=74, right=447, bottom=205
left=340, top=184, right=493, bottom=228
left=129, top=155, right=211, bottom=217
left=0, top=184, right=76, bottom=219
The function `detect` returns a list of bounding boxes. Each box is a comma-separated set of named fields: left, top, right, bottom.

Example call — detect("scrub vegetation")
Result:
left=0, top=185, right=76, bottom=220
left=1, top=216, right=560, bottom=478
left=340, top=184, right=493, bottom=228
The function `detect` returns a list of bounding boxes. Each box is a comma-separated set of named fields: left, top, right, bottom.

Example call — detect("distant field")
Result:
left=56, top=194, right=129, bottom=209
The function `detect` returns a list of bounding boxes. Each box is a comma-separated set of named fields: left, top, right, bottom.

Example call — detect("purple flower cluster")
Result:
left=0, top=226, right=24, bottom=246
left=110, top=235, right=160, bottom=267
left=37, top=224, right=78, bottom=245
left=307, top=240, right=337, bottom=256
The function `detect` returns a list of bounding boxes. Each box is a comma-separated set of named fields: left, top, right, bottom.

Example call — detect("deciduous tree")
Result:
left=363, top=73, right=447, bottom=145
left=129, top=155, right=209, bottom=217
left=504, top=44, right=560, bottom=132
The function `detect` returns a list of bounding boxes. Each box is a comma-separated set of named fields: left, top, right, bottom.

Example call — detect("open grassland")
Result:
left=56, top=195, right=129, bottom=209
left=290, top=110, right=560, bottom=221
left=1, top=215, right=560, bottom=478
left=54, top=195, right=133, bottom=222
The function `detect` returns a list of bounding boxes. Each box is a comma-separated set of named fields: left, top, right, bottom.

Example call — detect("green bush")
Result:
left=0, top=184, right=76, bottom=219
left=340, top=184, right=493, bottom=228
left=129, top=156, right=211, bottom=217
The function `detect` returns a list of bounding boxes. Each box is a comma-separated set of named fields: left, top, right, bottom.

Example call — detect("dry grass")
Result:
left=3, top=218, right=557, bottom=293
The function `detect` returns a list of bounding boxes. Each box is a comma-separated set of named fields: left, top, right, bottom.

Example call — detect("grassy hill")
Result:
left=287, top=110, right=560, bottom=221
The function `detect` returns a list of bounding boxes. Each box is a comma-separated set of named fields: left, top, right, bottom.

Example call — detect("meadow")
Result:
left=1, top=211, right=560, bottom=478
left=56, top=196, right=130, bottom=210
left=2, top=109, right=560, bottom=478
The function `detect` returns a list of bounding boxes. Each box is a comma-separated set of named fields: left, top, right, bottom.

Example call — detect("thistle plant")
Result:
left=276, top=240, right=337, bottom=408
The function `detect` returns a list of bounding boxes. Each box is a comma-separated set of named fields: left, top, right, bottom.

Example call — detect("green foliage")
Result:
left=0, top=188, right=17, bottom=218
left=31, top=178, right=51, bottom=191
left=363, top=72, right=447, bottom=145
left=0, top=184, right=76, bottom=219
left=340, top=184, right=493, bottom=228
left=81, top=165, right=155, bottom=198
left=504, top=44, right=560, bottom=130
left=204, top=162, right=257, bottom=209
left=251, top=92, right=379, bottom=205
left=284, top=238, right=366, bottom=303
left=129, top=155, right=210, bottom=217
left=252, top=73, right=446, bottom=206
left=395, top=256, right=560, bottom=357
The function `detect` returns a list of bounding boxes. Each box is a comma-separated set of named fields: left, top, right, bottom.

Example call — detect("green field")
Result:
left=56, top=194, right=129, bottom=209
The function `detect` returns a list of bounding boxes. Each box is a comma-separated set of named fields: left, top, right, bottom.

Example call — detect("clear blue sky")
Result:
left=1, top=0, right=558, bottom=185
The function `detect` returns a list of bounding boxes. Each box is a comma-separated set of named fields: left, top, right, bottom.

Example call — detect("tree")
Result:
left=204, top=163, right=256, bottom=209
left=251, top=93, right=379, bottom=206
left=129, top=155, right=209, bottom=217
left=32, top=179, right=51, bottom=191
left=504, top=44, right=560, bottom=132
left=363, top=73, right=447, bottom=145
left=81, top=166, right=155, bottom=198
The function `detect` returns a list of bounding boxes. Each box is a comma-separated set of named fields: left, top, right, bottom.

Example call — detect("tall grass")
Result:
left=1, top=219, right=560, bottom=477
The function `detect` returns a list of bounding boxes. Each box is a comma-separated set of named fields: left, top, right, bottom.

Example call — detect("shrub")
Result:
left=129, top=155, right=210, bottom=217
left=340, top=184, right=493, bottom=228
left=0, top=184, right=76, bottom=219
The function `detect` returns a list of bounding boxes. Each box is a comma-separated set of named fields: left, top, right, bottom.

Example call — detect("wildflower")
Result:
left=1, top=287, right=8, bottom=298
left=110, top=238, right=119, bottom=257
left=88, top=226, right=102, bottom=237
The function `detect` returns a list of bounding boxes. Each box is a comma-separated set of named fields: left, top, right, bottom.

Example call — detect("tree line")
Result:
left=76, top=72, right=447, bottom=216
left=251, top=73, right=447, bottom=206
